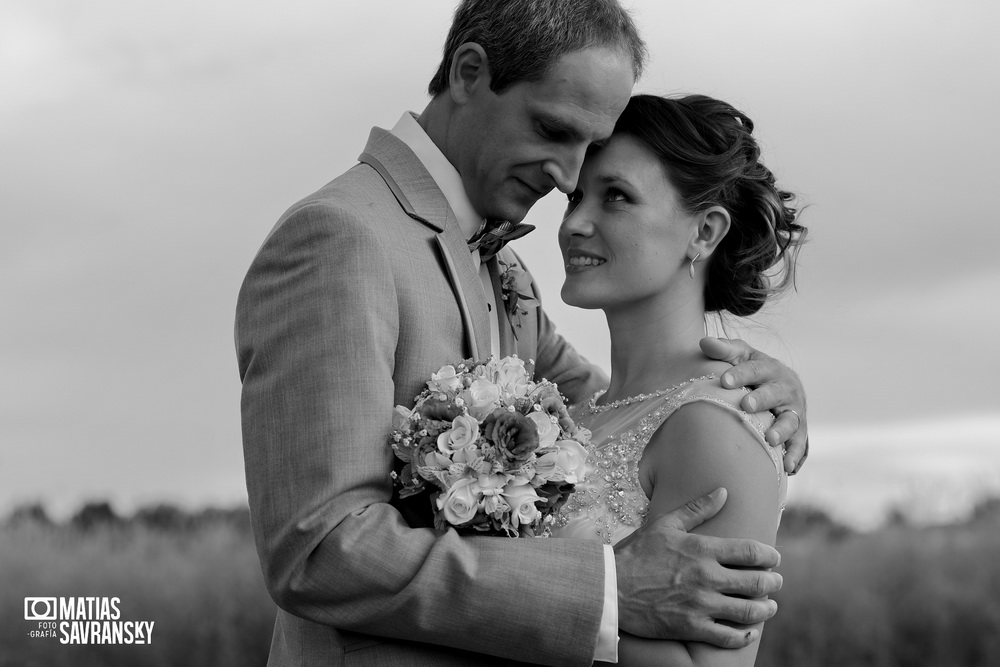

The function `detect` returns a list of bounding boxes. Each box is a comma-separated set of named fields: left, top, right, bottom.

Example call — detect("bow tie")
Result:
left=467, top=220, right=535, bottom=262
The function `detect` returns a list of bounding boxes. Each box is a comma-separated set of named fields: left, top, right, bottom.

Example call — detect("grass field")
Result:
left=0, top=505, right=274, bottom=667
left=3, top=501, right=999, bottom=666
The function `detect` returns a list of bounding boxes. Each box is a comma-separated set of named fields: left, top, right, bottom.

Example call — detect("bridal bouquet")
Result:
left=389, top=356, right=590, bottom=537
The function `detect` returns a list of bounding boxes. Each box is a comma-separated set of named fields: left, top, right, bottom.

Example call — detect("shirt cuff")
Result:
left=593, top=544, right=619, bottom=663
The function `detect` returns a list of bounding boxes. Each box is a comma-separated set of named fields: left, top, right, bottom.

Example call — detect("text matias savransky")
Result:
left=24, top=596, right=155, bottom=645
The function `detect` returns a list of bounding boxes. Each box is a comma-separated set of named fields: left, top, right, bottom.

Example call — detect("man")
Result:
left=236, top=1, right=808, bottom=665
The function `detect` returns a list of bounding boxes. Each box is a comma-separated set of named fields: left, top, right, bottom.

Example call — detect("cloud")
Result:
left=789, top=414, right=1000, bottom=529
left=1, top=0, right=998, bottom=517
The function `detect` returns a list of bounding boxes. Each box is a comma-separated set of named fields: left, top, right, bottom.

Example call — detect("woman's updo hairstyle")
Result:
left=613, top=94, right=806, bottom=317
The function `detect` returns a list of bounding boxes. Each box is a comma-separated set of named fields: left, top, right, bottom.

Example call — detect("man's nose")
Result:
left=543, top=146, right=587, bottom=194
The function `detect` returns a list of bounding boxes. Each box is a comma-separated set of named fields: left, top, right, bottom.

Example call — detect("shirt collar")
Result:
left=390, top=111, right=484, bottom=241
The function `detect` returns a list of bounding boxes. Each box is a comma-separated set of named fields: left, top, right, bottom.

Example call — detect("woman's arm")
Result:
left=614, top=399, right=783, bottom=666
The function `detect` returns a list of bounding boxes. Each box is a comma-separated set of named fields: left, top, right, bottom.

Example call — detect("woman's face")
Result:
left=558, top=133, right=695, bottom=311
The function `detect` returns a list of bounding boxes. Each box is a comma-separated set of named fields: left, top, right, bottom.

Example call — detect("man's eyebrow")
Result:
left=536, top=113, right=586, bottom=142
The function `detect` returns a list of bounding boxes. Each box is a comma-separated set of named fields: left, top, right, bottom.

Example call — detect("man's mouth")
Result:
left=517, top=179, right=549, bottom=198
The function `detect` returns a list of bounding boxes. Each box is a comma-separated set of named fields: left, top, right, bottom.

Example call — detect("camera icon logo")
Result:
left=24, top=597, right=58, bottom=621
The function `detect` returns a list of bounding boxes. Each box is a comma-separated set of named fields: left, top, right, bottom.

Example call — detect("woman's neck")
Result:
left=601, top=290, right=711, bottom=404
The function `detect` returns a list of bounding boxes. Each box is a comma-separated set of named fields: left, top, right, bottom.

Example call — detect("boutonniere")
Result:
left=498, top=259, right=539, bottom=338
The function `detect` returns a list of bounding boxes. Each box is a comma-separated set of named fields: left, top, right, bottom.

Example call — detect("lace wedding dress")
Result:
left=552, top=375, right=786, bottom=546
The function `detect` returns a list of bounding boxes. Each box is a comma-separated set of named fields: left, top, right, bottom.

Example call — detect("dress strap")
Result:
left=671, top=384, right=784, bottom=486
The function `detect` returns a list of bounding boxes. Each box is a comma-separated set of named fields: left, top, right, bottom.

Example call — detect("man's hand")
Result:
left=614, top=488, right=782, bottom=648
left=700, top=337, right=808, bottom=474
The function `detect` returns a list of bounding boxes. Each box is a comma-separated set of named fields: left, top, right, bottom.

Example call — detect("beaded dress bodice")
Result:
left=552, top=375, right=786, bottom=546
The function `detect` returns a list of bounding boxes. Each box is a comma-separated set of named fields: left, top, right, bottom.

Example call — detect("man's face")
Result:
left=453, top=47, right=634, bottom=223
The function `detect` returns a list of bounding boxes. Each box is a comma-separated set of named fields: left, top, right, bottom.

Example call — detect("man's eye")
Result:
left=567, top=190, right=582, bottom=204
left=538, top=124, right=570, bottom=142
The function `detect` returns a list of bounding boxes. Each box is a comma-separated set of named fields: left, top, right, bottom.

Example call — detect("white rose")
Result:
left=532, top=451, right=559, bottom=482
left=391, top=405, right=413, bottom=431
left=437, top=414, right=480, bottom=454
left=502, top=481, right=542, bottom=529
left=436, top=476, right=481, bottom=525
left=427, top=365, right=463, bottom=393
left=527, top=412, right=559, bottom=448
left=494, top=357, right=531, bottom=399
left=460, top=379, right=501, bottom=420
left=553, top=439, right=589, bottom=484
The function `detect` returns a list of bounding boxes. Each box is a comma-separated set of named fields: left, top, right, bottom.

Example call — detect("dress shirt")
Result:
left=390, top=111, right=619, bottom=662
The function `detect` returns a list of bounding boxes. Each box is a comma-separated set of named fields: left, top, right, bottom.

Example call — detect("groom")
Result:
left=236, top=1, right=808, bottom=665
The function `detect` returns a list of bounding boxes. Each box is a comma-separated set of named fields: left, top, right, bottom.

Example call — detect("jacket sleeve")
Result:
left=236, top=202, right=606, bottom=666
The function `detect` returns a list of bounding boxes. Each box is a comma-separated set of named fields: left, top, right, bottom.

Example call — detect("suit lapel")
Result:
left=437, top=236, right=491, bottom=360
left=359, top=129, right=491, bottom=361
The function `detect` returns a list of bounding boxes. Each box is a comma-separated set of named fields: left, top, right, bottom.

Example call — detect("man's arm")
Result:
left=701, top=337, right=809, bottom=474
left=236, top=205, right=606, bottom=666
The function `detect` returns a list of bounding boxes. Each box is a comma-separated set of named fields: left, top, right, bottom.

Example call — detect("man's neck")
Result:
left=392, top=106, right=481, bottom=240
left=417, top=97, right=457, bottom=173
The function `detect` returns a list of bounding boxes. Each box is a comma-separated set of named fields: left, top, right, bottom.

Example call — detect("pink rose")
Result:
left=483, top=411, right=539, bottom=462
left=418, top=397, right=462, bottom=422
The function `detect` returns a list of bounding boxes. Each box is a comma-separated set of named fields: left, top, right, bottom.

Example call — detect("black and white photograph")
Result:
left=3, top=1, right=999, bottom=665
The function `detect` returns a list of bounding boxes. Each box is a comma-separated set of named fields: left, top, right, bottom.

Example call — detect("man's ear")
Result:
left=689, top=206, right=731, bottom=261
left=448, top=43, right=491, bottom=104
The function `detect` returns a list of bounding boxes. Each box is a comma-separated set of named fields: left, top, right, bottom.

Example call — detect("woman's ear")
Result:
left=448, top=43, right=491, bottom=105
left=689, top=205, right=731, bottom=261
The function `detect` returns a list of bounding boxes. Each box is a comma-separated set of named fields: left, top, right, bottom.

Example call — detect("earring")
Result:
left=688, top=253, right=701, bottom=279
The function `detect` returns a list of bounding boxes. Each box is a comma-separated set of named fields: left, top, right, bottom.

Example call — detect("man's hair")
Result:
left=428, top=0, right=646, bottom=96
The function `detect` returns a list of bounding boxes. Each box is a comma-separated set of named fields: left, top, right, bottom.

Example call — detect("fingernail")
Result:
left=767, top=430, right=779, bottom=446
left=709, top=487, right=724, bottom=501
left=722, top=373, right=735, bottom=388
left=745, top=395, right=757, bottom=411
left=745, top=629, right=757, bottom=642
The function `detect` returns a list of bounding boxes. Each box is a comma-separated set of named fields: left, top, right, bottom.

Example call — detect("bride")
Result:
left=551, top=93, right=806, bottom=666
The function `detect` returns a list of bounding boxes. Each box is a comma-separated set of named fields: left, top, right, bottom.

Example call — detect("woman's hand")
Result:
left=700, top=337, right=809, bottom=474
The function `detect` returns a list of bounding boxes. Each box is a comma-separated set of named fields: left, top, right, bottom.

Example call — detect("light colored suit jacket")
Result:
left=236, top=127, right=609, bottom=666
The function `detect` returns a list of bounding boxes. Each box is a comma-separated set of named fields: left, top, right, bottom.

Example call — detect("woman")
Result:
left=551, top=94, right=806, bottom=666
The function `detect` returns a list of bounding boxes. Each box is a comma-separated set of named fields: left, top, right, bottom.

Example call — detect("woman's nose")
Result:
left=559, top=203, right=596, bottom=239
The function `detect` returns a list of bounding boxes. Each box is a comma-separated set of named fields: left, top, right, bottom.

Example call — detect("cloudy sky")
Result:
left=2, top=0, right=998, bottom=528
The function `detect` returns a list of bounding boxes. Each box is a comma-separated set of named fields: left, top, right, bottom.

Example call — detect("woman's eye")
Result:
left=567, top=190, right=582, bottom=205
left=606, top=187, right=627, bottom=203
